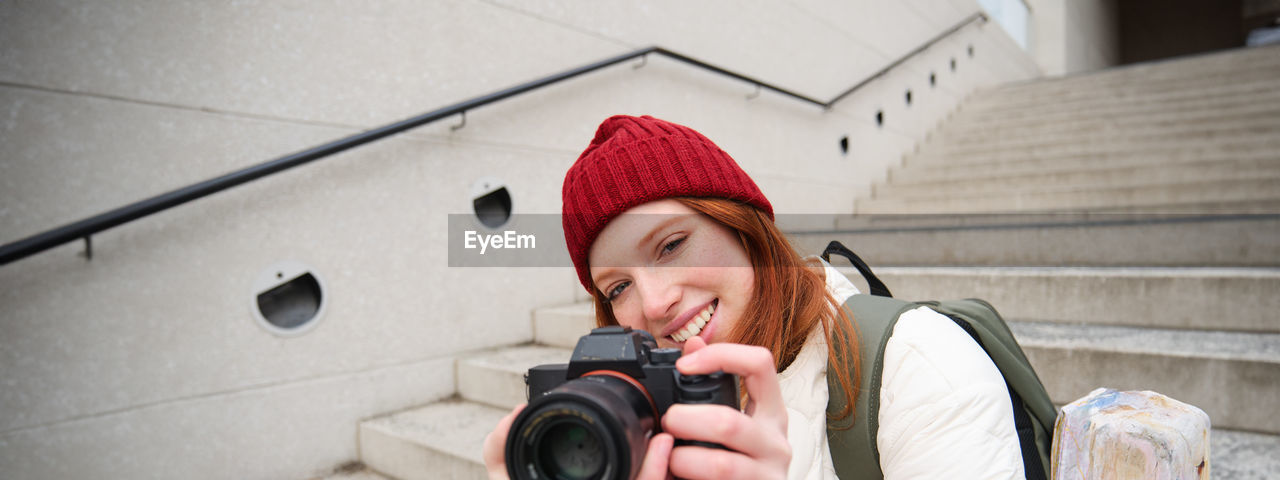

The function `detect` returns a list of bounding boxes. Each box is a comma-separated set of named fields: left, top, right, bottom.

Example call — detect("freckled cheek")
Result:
left=612, top=309, right=644, bottom=331
left=720, top=268, right=755, bottom=297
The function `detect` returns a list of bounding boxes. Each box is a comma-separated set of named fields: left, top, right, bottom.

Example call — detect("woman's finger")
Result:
left=668, top=443, right=783, bottom=480
left=675, top=342, right=787, bottom=430
left=482, top=403, right=525, bottom=480
left=681, top=335, right=709, bottom=355
left=635, top=433, right=675, bottom=480
left=660, top=404, right=791, bottom=463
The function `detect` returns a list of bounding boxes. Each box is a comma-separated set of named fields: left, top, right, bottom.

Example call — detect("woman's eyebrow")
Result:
left=637, top=214, right=692, bottom=250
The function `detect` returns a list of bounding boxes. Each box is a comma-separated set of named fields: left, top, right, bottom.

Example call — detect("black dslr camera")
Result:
left=504, top=326, right=740, bottom=480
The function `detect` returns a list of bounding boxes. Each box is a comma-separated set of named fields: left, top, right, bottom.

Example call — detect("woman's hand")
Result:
left=657, top=336, right=791, bottom=479
left=483, top=403, right=525, bottom=480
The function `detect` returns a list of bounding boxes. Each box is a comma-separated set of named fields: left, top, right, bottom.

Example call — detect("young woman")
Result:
left=484, top=115, right=1028, bottom=479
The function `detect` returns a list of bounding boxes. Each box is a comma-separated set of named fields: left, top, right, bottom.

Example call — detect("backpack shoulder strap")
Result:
left=821, top=241, right=893, bottom=298
left=923, top=299, right=1057, bottom=480
left=826, top=294, right=918, bottom=480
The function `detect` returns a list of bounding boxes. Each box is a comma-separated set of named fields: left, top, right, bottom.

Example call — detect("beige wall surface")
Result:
left=1023, top=0, right=1119, bottom=76
left=0, top=1, right=1040, bottom=477
left=1064, top=0, right=1121, bottom=72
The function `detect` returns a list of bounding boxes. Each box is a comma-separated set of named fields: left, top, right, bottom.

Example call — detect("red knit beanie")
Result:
left=562, top=115, right=774, bottom=292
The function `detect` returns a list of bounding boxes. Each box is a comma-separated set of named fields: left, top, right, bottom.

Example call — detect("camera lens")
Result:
left=537, top=420, right=604, bottom=479
left=507, top=375, right=657, bottom=480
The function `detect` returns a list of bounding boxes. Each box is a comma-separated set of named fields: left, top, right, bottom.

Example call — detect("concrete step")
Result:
left=933, top=107, right=1280, bottom=153
left=984, top=46, right=1280, bottom=102
left=973, top=71, right=1280, bottom=117
left=879, top=171, right=1280, bottom=204
left=359, top=399, right=502, bottom=480
left=458, top=344, right=572, bottom=410
left=1011, top=320, right=1280, bottom=434
left=952, top=88, right=1280, bottom=126
left=963, top=80, right=1280, bottom=128
left=1082, top=199, right=1280, bottom=214
left=1003, top=53, right=1280, bottom=94
left=1211, top=429, right=1280, bottom=480
left=784, top=214, right=1280, bottom=267
left=820, top=266, right=1280, bottom=332
left=891, top=150, right=1278, bottom=184
left=941, top=114, right=1280, bottom=153
left=902, top=134, right=1280, bottom=168
left=890, top=154, right=1280, bottom=190
left=980, top=59, right=1280, bottom=100
left=937, top=114, right=1280, bottom=153
left=987, top=63, right=1280, bottom=107
left=999, top=47, right=1280, bottom=90
left=878, top=159, right=1280, bottom=198
left=855, top=178, right=1280, bottom=214
left=908, top=128, right=1280, bottom=166
left=533, top=302, right=595, bottom=349
left=312, top=464, right=394, bottom=480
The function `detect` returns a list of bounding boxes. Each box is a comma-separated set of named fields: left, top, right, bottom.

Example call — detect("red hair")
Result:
left=588, top=197, right=860, bottom=424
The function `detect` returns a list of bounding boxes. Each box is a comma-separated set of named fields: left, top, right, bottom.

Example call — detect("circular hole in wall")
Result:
left=905, top=90, right=913, bottom=106
left=875, top=110, right=884, bottom=127
left=968, top=45, right=975, bottom=58
left=252, top=260, right=327, bottom=336
left=950, top=58, right=957, bottom=72
left=839, top=136, right=849, bottom=155
left=472, top=177, right=512, bottom=229
left=930, top=73, right=937, bottom=87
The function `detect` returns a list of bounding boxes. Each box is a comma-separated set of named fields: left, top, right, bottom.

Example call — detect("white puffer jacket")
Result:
left=777, top=260, right=1025, bottom=480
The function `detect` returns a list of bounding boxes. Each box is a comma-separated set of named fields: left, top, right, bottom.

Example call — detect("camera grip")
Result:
left=672, top=371, right=740, bottom=452
left=675, top=371, right=739, bottom=407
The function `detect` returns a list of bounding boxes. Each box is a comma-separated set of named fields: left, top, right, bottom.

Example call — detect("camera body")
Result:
left=506, top=326, right=739, bottom=480
left=525, top=325, right=740, bottom=413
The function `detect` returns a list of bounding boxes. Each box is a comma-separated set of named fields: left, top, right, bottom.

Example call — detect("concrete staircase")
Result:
left=353, top=305, right=594, bottom=480
left=792, top=45, right=1280, bottom=477
left=340, top=46, right=1280, bottom=479
left=858, top=44, right=1280, bottom=215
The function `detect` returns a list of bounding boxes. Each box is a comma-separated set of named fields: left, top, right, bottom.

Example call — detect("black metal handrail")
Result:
left=0, top=12, right=986, bottom=265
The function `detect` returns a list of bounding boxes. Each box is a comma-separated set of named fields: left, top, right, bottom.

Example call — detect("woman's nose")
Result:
left=635, top=270, right=680, bottom=325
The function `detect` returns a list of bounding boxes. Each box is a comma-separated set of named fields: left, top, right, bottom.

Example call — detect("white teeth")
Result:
left=682, top=319, right=700, bottom=341
left=672, top=303, right=716, bottom=342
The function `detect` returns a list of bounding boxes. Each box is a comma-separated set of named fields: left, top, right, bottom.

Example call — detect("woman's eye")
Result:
left=607, top=281, right=630, bottom=301
left=661, top=236, right=686, bottom=255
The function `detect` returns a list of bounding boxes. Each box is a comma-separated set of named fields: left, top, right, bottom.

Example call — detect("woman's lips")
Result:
left=669, top=300, right=717, bottom=343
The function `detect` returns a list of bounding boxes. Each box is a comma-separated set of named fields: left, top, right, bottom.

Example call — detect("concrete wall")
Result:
left=1025, top=0, right=1120, bottom=76
left=0, top=1, right=1040, bottom=478
left=1064, top=0, right=1121, bottom=72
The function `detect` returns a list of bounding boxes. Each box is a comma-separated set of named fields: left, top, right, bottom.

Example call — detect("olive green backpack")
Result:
left=819, top=241, right=1056, bottom=480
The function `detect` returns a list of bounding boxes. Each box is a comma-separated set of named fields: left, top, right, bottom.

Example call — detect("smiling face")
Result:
left=587, top=199, right=755, bottom=349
